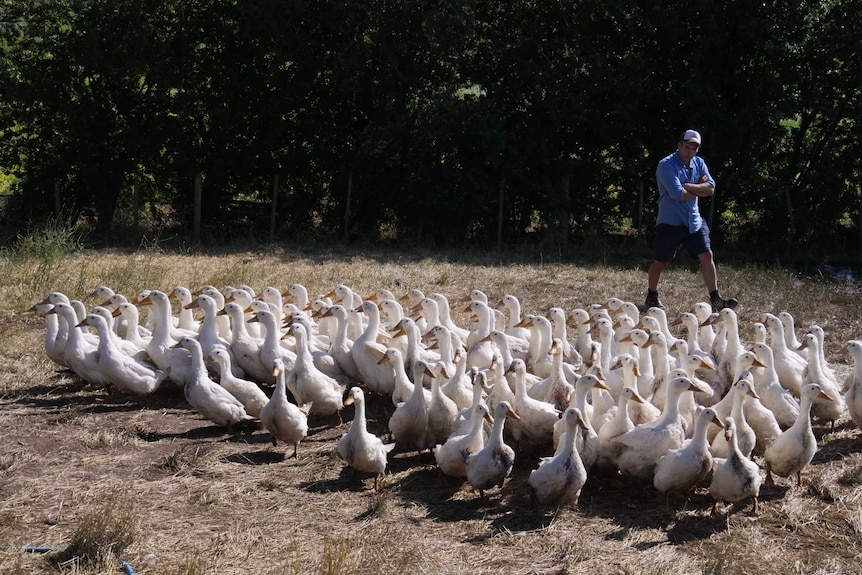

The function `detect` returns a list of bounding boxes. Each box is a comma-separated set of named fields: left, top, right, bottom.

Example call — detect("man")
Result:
left=643, top=129, right=737, bottom=313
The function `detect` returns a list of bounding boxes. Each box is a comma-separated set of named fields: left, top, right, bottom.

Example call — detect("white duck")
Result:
left=498, top=294, right=532, bottom=343
left=840, top=340, right=862, bottom=430
left=316, top=304, right=361, bottom=382
left=463, top=301, right=498, bottom=368
left=388, top=360, right=433, bottom=453
left=111, top=302, right=151, bottom=351
left=643, top=330, right=675, bottom=412
left=260, top=357, right=311, bottom=457
left=613, top=376, right=704, bottom=480
left=465, top=401, right=520, bottom=497
left=654, top=407, right=722, bottom=496
left=528, top=407, right=589, bottom=508
left=177, top=337, right=252, bottom=432
left=731, top=368, right=782, bottom=454
left=219, top=301, right=270, bottom=384
left=283, top=323, right=344, bottom=419
left=710, top=376, right=758, bottom=459
left=450, top=368, right=488, bottom=437
left=597, top=386, right=646, bottom=470
left=380, top=347, right=430, bottom=406
left=568, top=308, right=595, bottom=364
left=169, top=286, right=200, bottom=333
left=441, top=346, right=473, bottom=410
left=434, top=402, right=493, bottom=479
left=798, top=332, right=845, bottom=427
left=30, top=300, right=68, bottom=367
left=528, top=338, right=575, bottom=413
left=806, top=324, right=839, bottom=388
left=546, top=307, right=581, bottom=364
left=506, top=358, right=560, bottom=450
left=750, top=342, right=801, bottom=429
left=706, top=308, right=745, bottom=396
left=485, top=354, right=515, bottom=414
left=430, top=293, right=470, bottom=345
left=391, top=316, right=439, bottom=381
left=555, top=374, right=608, bottom=470
left=338, top=387, right=395, bottom=489
left=619, top=328, right=656, bottom=404
left=208, top=347, right=269, bottom=418
left=79, top=313, right=167, bottom=396
left=691, top=301, right=716, bottom=355
left=521, top=315, right=556, bottom=379
left=186, top=294, right=245, bottom=378
left=610, top=353, right=660, bottom=426
left=764, top=383, right=833, bottom=487
left=252, top=309, right=298, bottom=384
left=425, top=361, right=459, bottom=449
left=709, top=416, right=762, bottom=515
left=779, top=311, right=805, bottom=357
left=352, top=301, right=397, bottom=395
left=49, top=303, right=109, bottom=386
left=763, top=313, right=807, bottom=396
left=670, top=341, right=719, bottom=407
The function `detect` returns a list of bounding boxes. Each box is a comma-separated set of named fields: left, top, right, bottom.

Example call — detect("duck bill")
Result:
left=593, top=379, right=610, bottom=392
left=343, top=395, right=356, bottom=407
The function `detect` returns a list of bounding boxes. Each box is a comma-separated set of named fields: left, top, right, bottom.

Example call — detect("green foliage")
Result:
left=8, top=219, right=83, bottom=261
left=0, top=0, right=859, bottom=257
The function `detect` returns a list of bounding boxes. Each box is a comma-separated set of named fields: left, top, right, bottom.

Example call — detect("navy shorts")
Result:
left=653, top=222, right=712, bottom=262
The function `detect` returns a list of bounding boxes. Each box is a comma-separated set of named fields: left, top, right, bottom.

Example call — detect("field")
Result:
left=1, top=246, right=861, bottom=574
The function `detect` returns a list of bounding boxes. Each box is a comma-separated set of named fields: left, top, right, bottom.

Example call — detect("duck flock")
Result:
left=29, top=284, right=862, bottom=514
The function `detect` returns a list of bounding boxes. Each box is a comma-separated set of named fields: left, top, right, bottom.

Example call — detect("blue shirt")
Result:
left=655, top=151, right=715, bottom=233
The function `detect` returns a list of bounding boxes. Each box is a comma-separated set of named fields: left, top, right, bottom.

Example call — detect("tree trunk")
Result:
left=54, top=180, right=61, bottom=218
left=496, top=176, right=506, bottom=250
left=270, top=174, right=279, bottom=241
left=193, top=171, right=202, bottom=243
left=343, top=169, right=353, bottom=243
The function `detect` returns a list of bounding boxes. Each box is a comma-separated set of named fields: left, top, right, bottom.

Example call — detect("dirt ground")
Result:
left=2, top=337, right=861, bottom=574
left=1, top=253, right=862, bottom=574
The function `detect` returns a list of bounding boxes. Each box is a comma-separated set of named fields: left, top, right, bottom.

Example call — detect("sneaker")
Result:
left=643, top=290, right=664, bottom=311
left=710, top=294, right=738, bottom=313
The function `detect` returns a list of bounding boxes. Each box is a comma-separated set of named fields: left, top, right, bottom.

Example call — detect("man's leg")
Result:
left=698, top=251, right=737, bottom=311
left=648, top=260, right=669, bottom=292
left=644, top=260, right=669, bottom=309
left=698, top=251, right=718, bottom=293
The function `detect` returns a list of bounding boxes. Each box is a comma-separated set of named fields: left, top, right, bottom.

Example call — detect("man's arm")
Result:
left=683, top=177, right=715, bottom=198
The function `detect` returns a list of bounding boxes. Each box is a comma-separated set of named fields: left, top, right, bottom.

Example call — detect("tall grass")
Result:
left=1, top=219, right=84, bottom=294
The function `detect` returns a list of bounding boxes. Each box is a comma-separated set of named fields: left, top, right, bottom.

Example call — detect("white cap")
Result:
left=683, top=129, right=702, bottom=145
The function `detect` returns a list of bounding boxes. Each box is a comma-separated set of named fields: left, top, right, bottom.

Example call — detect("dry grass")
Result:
left=1, top=246, right=861, bottom=574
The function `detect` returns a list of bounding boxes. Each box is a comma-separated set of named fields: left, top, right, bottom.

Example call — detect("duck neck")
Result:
left=489, top=414, right=506, bottom=446
left=354, top=397, right=367, bottom=428
left=794, top=394, right=816, bottom=434
left=691, top=414, right=711, bottom=448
